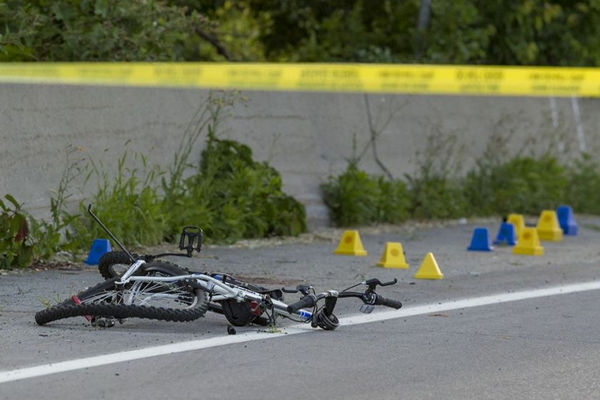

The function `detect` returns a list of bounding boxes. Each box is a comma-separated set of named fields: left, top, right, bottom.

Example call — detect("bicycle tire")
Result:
left=36, top=262, right=209, bottom=325
left=35, top=301, right=206, bottom=325
left=98, top=251, right=139, bottom=279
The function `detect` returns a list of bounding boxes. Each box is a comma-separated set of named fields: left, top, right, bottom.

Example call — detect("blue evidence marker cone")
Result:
left=493, top=222, right=516, bottom=246
left=84, top=239, right=111, bottom=265
left=467, top=227, right=493, bottom=251
left=556, top=205, right=578, bottom=236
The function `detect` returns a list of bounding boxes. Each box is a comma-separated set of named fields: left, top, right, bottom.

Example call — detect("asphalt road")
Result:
left=1, top=217, right=600, bottom=399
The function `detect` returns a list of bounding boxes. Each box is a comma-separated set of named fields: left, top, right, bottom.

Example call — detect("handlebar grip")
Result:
left=287, top=294, right=317, bottom=313
left=374, top=295, right=402, bottom=309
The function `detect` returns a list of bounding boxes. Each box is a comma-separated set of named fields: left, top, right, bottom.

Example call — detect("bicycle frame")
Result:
left=116, top=260, right=314, bottom=323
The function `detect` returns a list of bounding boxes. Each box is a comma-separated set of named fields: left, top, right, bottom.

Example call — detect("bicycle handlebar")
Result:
left=287, top=294, right=317, bottom=313
left=287, top=288, right=402, bottom=314
left=373, top=294, right=402, bottom=309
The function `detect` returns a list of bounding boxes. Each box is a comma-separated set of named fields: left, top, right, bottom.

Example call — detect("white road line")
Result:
left=2, top=280, right=600, bottom=384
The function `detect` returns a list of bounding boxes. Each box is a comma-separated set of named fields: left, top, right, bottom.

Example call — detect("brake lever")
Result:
left=281, top=284, right=313, bottom=296
left=296, top=285, right=313, bottom=296
left=364, top=278, right=398, bottom=291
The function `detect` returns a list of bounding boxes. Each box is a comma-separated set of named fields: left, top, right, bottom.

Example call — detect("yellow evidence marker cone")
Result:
left=377, top=242, right=409, bottom=269
left=507, top=214, right=525, bottom=239
left=414, top=252, right=443, bottom=280
left=536, top=210, right=563, bottom=241
left=333, top=230, right=367, bottom=256
left=512, top=227, right=544, bottom=256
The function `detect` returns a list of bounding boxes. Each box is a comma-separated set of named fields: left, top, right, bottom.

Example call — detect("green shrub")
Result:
left=28, top=218, right=64, bottom=261
left=323, top=150, right=591, bottom=227
left=165, top=131, right=306, bottom=242
left=404, top=132, right=467, bottom=219
left=373, top=176, right=409, bottom=223
left=321, top=162, right=408, bottom=226
left=59, top=93, right=306, bottom=249
left=464, top=155, right=567, bottom=216
left=566, top=154, right=600, bottom=214
left=406, top=174, right=467, bottom=219
left=0, top=195, right=34, bottom=269
left=2, top=93, right=306, bottom=265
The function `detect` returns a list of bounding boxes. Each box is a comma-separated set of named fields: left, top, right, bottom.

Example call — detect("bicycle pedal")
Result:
left=359, top=304, right=375, bottom=314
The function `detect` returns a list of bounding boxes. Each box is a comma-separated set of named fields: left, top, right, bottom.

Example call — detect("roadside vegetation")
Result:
left=3, top=95, right=600, bottom=268
left=3, top=1, right=600, bottom=267
left=322, top=132, right=600, bottom=226
left=1, top=92, right=306, bottom=269
left=2, top=1, right=600, bottom=66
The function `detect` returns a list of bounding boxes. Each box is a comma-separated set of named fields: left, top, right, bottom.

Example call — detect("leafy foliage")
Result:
left=28, top=146, right=85, bottom=260
left=158, top=91, right=306, bottom=243
left=166, top=130, right=306, bottom=242
left=425, top=0, right=600, bottom=66
left=0, top=195, right=33, bottom=269
left=68, top=152, right=167, bottom=249
left=4, top=0, right=600, bottom=65
left=405, top=132, right=467, bottom=219
left=464, top=155, right=568, bottom=216
left=324, top=145, right=599, bottom=227
left=565, top=154, right=600, bottom=214
left=406, top=174, right=467, bottom=220
left=242, top=0, right=417, bottom=62
left=0, top=0, right=208, bottom=61
left=321, top=162, right=408, bottom=226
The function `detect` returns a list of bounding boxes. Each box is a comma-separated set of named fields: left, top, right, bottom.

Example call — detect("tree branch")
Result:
left=194, top=26, right=233, bottom=61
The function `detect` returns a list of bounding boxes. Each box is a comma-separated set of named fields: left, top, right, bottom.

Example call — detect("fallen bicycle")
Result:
left=35, top=206, right=402, bottom=331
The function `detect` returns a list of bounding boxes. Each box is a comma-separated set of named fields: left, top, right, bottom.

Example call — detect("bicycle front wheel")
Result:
left=36, top=262, right=209, bottom=325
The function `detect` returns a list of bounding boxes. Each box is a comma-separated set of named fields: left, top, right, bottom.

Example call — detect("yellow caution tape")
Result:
left=0, top=62, right=599, bottom=97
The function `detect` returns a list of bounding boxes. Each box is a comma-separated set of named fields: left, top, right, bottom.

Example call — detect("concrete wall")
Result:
left=1, top=83, right=598, bottom=227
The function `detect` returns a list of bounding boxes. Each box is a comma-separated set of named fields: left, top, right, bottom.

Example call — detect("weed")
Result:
left=321, top=161, right=408, bottom=226
left=38, top=293, right=64, bottom=308
left=38, top=297, right=51, bottom=309
left=62, top=91, right=304, bottom=251
left=0, top=194, right=34, bottom=269
left=163, top=92, right=305, bottom=242
left=405, top=132, right=466, bottom=219
left=68, top=151, right=167, bottom=249
left=464, top=154, right=567, bottom=216
left=3, top=92, right=307, bottom=263
left=323, top=128, right=600, bottom=227
left=29, top=145, right=86, bottom=260
left=162, top=91, right=241, bottom=206
left=260, top=324, right=285, bottom=334
left=173, top=128, right=306, bottom=242
left=566, top=154, right=600, bottom=214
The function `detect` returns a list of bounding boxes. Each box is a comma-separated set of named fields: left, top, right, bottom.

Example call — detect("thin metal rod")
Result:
left=87, top=204, right=135, bottom=263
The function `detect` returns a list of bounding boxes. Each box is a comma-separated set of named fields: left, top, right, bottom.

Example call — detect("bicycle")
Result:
left=35, top=206, right=402, bottom=331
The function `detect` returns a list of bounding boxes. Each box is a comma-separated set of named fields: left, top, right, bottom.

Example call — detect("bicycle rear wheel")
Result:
left=98, top=250, right=144, bottom=279
left=36, top=262, right=209, bottom=325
